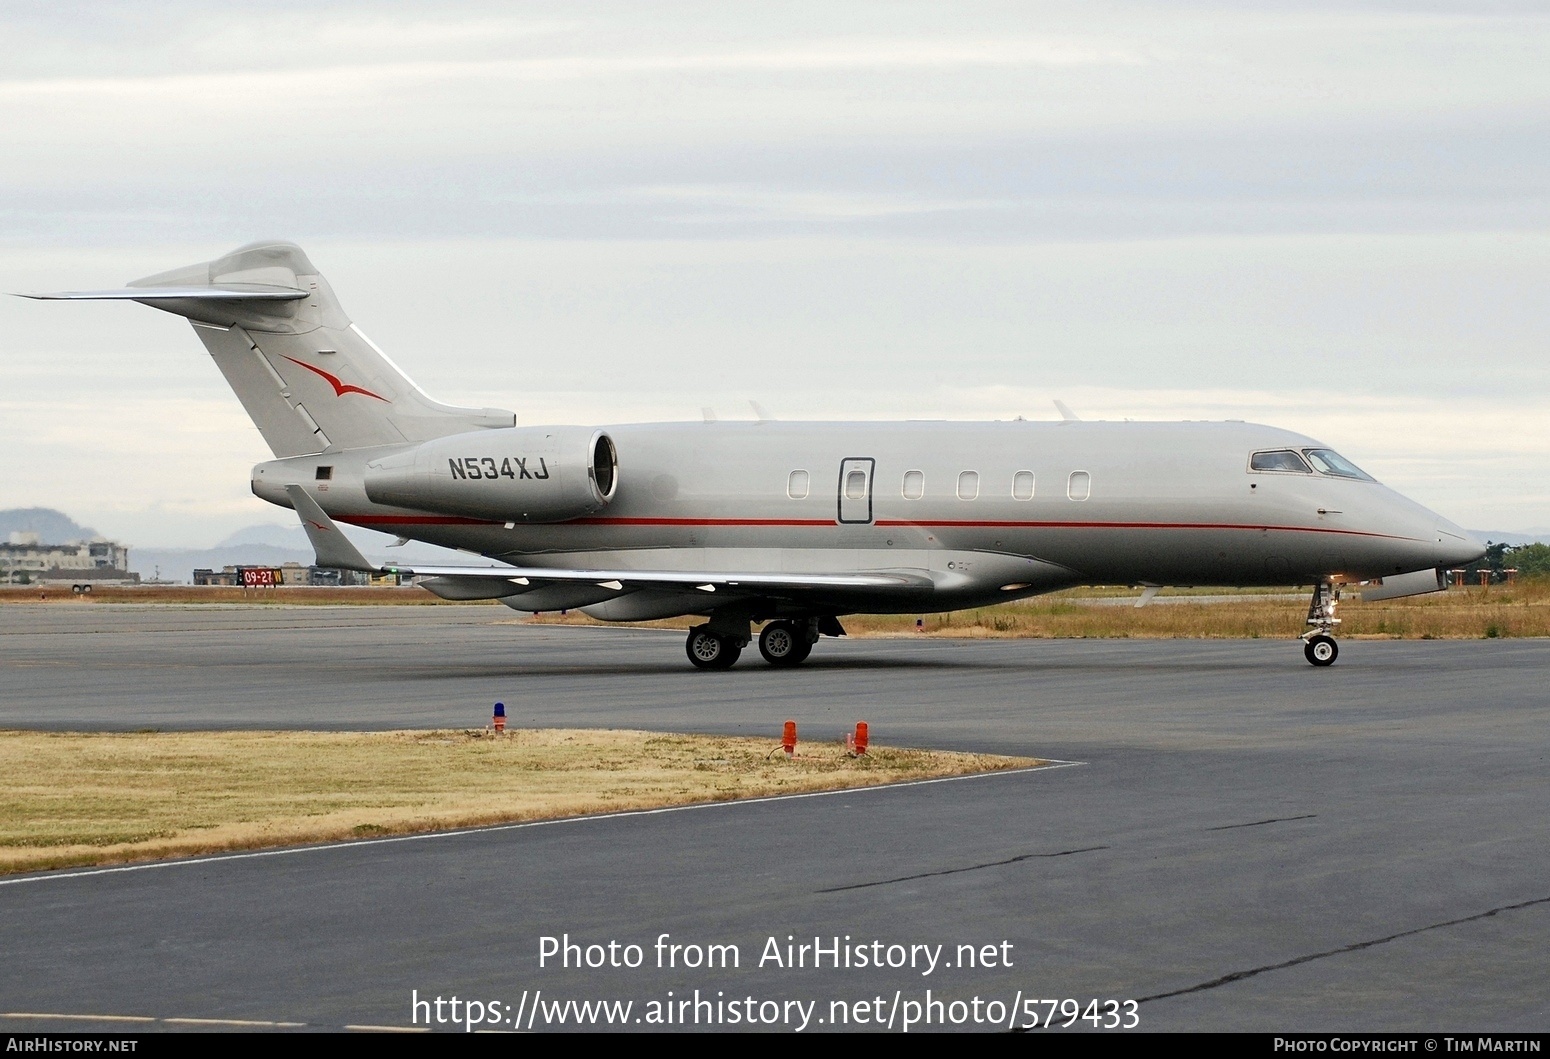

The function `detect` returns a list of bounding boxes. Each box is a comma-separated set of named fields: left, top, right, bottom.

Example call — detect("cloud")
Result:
left=3, top=3, right=1549, bottom=536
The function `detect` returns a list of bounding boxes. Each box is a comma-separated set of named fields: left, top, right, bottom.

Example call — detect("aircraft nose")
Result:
left=1436, top=524, right=1487, bottom=568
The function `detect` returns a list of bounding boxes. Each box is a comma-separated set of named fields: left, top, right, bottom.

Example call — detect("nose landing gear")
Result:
left=1302, top=580, right=1341, bottom=666
left=1304, top=634, right=1338, bottom=666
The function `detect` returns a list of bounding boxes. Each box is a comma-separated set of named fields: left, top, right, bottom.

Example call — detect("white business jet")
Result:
left=23, top=242, right=1485, bottom=668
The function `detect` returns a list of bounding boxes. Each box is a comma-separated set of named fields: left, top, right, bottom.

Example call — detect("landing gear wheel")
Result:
left=1304, top=635, right=1338, bottom=667
left=759, top=621, right=812, bottom=667
left=686, top=625, right=741, bottom=670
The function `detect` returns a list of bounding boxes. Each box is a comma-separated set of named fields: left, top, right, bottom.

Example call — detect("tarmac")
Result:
left=0, top=603, right=1546, bottom=1032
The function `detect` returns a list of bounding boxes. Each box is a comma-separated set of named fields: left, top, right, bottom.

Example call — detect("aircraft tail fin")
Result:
left=26, top=242, right=514, bottom=458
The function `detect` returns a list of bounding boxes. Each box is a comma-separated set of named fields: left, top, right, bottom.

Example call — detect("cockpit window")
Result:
left=1303, top=448, right=1375, bottom=481
left=1249, top=450, right=1312, bottom=474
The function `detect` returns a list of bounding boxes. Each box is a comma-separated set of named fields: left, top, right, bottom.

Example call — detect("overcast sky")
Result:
left=2, top=1, right=1548, bottom=546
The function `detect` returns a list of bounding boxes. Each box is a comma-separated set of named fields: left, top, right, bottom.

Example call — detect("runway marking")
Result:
left=3, top=1013, right=156, bottom=1023
left=816, top=845, right=1109, bottom=893
left=1137, top=894, right=1550, bottom=1004
left=1206, top=813, right=1317, bottom=831
left=163, top=1016, right=307, bottom=1027
left=0, top=761, right=1083, bottom=888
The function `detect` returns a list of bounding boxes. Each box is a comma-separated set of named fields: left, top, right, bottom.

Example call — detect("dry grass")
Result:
left=0, top=729, right=1035, bottom=875
left=10, top=581, right=1549, bottom=640
left=525, top=583, right=1550, bottom=640
left=840, top=585, right=1550, bottom=640
left=0, top=584, right=472, bottom=605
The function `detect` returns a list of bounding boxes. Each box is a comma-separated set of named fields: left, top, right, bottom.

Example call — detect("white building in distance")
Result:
left=1, top=532, right=136, bottom=585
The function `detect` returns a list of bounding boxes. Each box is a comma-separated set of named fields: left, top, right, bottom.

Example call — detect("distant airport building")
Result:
left=1, top=531, right=138, bottom=586
left=191, top=564, right=387, bottom=587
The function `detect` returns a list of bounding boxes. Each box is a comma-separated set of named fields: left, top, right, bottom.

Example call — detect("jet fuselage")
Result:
left=251, top=418, right=1481, bottom=616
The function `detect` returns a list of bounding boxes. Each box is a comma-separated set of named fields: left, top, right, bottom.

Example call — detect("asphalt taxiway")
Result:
left=0, top=604, right=1546, bottom=1032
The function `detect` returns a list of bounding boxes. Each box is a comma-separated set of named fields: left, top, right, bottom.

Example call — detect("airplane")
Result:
left=21, top=241, right=1486, bottom=669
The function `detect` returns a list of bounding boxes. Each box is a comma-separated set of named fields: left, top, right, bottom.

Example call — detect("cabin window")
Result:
left=902, top=470, right=924, bottom=500
left=787, top=470, right=810, bottom=499
left=1303, top=448, right=1376, bottom=481
left=1012, top=470, right=1034, bottom=500
left=845, top=469, right=868, bottom=500
left=957, top=471, right=979, bottom=500
left=1068, top=470, right=1091, bottom=501
left=1249, top=450, right=1312, bottom=474
left=315, top=466, right=333, bottom=481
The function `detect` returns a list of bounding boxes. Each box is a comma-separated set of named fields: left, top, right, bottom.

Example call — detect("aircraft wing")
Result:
left=284, top=486, right=931, bottom=595
left=395, top=564, right=930, bottom=591
left=17, top=285, right=308, bottom=301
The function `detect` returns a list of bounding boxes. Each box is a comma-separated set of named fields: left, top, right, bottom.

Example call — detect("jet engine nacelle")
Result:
left=364, top=427, right=617, bottom=523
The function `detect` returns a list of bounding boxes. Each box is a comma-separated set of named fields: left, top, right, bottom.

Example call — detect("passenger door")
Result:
left=836, top=458, right=875, bottom=525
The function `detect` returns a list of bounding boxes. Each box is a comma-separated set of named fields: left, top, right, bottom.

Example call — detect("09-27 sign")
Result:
left=240, top=567, right=284, bottom=587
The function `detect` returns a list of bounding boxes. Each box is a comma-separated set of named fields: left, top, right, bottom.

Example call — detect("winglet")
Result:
left=1053, top=399, right=1081, bottom=422
left=284, top=485, right=377, bottom=572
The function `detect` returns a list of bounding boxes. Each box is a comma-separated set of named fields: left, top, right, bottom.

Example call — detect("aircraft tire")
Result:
left=1304, top=635, right=1338, bottom=666
left=758, top=621, right=811, bottom=666
left=686, top=625, right=741, bottom=670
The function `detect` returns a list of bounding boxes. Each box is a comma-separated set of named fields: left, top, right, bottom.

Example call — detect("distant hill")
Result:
left=0, top=508, right=99, bottom=543
left=1469, top=530, right=1550, bottom=547
left=1, top=509, right=474, bottom=582
left=131, top=544, right=320, bottom=584
left=133, top=523, right=476, bottom=583
left=216, top=524, right=312, bottom=549
left=17, top=506, right=1549, bottom=583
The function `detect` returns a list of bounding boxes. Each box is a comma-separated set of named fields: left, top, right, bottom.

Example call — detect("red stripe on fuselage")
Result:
left=333, top=513, right=1413, bottom=541
left=336, top=514, right=497, bottom=527
left=873, top=519, right=1412, bottom=540
left=573, top=516, right=833, bottom=527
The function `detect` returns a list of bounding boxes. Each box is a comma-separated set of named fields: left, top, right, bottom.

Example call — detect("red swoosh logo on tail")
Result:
left=282, top=356, right=389, bottom=401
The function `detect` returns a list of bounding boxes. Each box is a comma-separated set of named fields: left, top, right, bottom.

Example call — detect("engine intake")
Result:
left=364, top=427, right=617, bottom=522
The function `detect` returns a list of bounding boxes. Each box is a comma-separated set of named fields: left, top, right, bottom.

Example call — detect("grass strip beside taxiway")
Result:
left=0, top=729, right=1037, bottom=875
left=526, top=582, right=1550, bottom=640
left=9, top=582, right=1549, bottom=638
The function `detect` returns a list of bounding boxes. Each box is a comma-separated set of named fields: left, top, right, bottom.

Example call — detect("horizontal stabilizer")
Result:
left=285, top=486, right=376, bottom=572
left=16, top=285, right=307, bottom=301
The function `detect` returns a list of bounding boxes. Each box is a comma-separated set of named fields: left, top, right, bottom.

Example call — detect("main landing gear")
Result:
left=685, top=618, right=826, bottom=670
left=758, top=620, right=815, bottom=667
left=1302, top=580, right=1340, bottom=667
left=686, top=625, right=743, bottom=670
